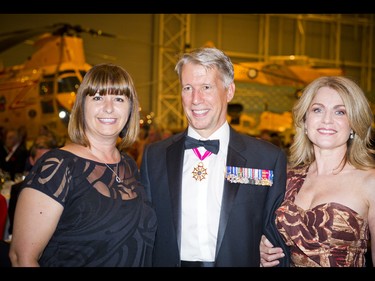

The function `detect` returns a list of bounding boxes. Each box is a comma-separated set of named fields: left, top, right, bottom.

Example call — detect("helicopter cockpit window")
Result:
left=80, top=71, right=87, bottom=79
left=41, top=71, right=83, bottom=95
left=39, top=79, right=55, bottom=113
left=58, top=76, right=80, bottom=94
left=40, top=81, right=54, bottom=96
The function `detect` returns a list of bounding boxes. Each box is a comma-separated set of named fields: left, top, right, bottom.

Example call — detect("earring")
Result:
left=350, top=131, right=354, bottom=139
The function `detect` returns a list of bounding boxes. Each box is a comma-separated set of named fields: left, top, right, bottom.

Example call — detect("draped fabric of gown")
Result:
left=275, top=165, right=369, bottom=267
left=21, top=149, right=157, bottom=267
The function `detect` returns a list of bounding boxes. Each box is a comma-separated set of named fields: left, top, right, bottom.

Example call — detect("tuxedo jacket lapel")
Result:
left=215, top=129, right=247, bottom=258
left=166, top=132, right=186, bottom=253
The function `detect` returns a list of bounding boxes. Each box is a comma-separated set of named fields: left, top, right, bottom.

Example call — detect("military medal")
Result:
left=191, top=148, right=212, bottom=181
left=192, top=162, right=208, bottom=181
left=225, top=166, right=274, bottom=186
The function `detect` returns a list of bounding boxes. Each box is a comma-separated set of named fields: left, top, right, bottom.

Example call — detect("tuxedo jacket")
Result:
left=0, top=143, right=28, bottom=181
left=140, top=127, right=290, bottom=267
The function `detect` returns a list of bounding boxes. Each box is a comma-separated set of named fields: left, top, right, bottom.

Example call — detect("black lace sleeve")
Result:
left=22, top=149, right=77, bottom=206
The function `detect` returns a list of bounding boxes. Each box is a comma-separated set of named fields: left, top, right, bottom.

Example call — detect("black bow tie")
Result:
left=184, top=136, right=220, bottom=154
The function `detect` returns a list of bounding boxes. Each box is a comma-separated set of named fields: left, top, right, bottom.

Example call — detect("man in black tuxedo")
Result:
left=140, top=47, right=290, bottom=267
left=0, top=129, right=28, bottom=181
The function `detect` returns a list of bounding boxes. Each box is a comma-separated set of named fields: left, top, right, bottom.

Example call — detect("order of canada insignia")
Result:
left=192, top=162, right=208, bottom=181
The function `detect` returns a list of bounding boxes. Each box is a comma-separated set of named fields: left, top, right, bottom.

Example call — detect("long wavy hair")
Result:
left=289, top=76, right=375, bottom=170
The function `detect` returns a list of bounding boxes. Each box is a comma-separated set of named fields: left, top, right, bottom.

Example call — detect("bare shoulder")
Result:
left=362, top=168, right=375, bottom=185
left=60, top=142, right=78, bottom=151
left=361, top=168, right=375, bottom=199
left=60, top=143, right=87, bottom=158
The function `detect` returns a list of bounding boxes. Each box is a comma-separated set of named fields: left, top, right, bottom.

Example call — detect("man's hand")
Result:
left=259, top=235, right=285, bottom=267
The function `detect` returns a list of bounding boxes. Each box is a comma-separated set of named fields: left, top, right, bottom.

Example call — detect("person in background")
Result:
left=0, top=134, right=58, bottom=268
left=140, top=47, right=289, bottom=267
left=0, top=128, right=28, bottom=181
left=135, top=124, right=163, bottom=168
left=0, top=194, right=7, bottom=241
left=17, top=125, right=28, bottom=150
left=0, top=194, right=10, bottom=267
left=9, top=63, right=157, bottom=267
left=7, top=134, right=58, bottom=239
left=23, top=132, right=58, bottom=173
left=260, top=76, right=375, bottom=267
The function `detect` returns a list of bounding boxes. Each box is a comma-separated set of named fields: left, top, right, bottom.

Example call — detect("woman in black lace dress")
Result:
left=9, top=63, right=157, bottom=267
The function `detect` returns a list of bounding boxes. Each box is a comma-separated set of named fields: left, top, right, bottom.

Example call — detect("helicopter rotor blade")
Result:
left=0, top=23, right=118, bottom=54
left=50, top=23, right=117, bottom=38
left=73, top=25, right=117, bottom=38
left=0, top=25, right=59, bottom=53
left=0, top=28, right=41, bottom=38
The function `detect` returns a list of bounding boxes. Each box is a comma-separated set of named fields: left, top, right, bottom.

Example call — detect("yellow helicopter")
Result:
left=233, top=55, right=344, bottom=90
left=0, top=23, right=116, bottom=146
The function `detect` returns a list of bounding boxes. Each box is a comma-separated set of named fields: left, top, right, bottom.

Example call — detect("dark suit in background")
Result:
left=0, top=129, right=28, bottom=181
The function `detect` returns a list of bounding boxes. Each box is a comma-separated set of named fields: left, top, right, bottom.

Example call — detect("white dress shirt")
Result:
left=180, top=122, right=229, bottom=262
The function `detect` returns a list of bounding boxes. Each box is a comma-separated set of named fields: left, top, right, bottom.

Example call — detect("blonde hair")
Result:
left=289, top=76, right=375, bottom=169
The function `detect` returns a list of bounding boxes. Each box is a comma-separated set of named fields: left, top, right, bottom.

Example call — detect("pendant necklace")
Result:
left=104, top=162, right=123, bottom=183
left=191, top=148, right=212, bottom=181
left=88, top=148, right=123, bottom=183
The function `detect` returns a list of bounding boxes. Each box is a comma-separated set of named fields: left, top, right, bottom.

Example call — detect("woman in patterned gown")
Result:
left=259, top=76, right=375, bottom=267
left=9, top=63, right=157, bottom=267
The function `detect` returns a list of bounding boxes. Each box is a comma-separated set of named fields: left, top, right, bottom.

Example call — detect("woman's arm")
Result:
left=9, top=188, right=63, bottom=267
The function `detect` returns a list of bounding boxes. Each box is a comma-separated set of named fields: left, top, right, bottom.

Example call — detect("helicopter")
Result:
left=233, top=55, right=344, bottom=90
left=0, top=23, right=116, bottom=146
